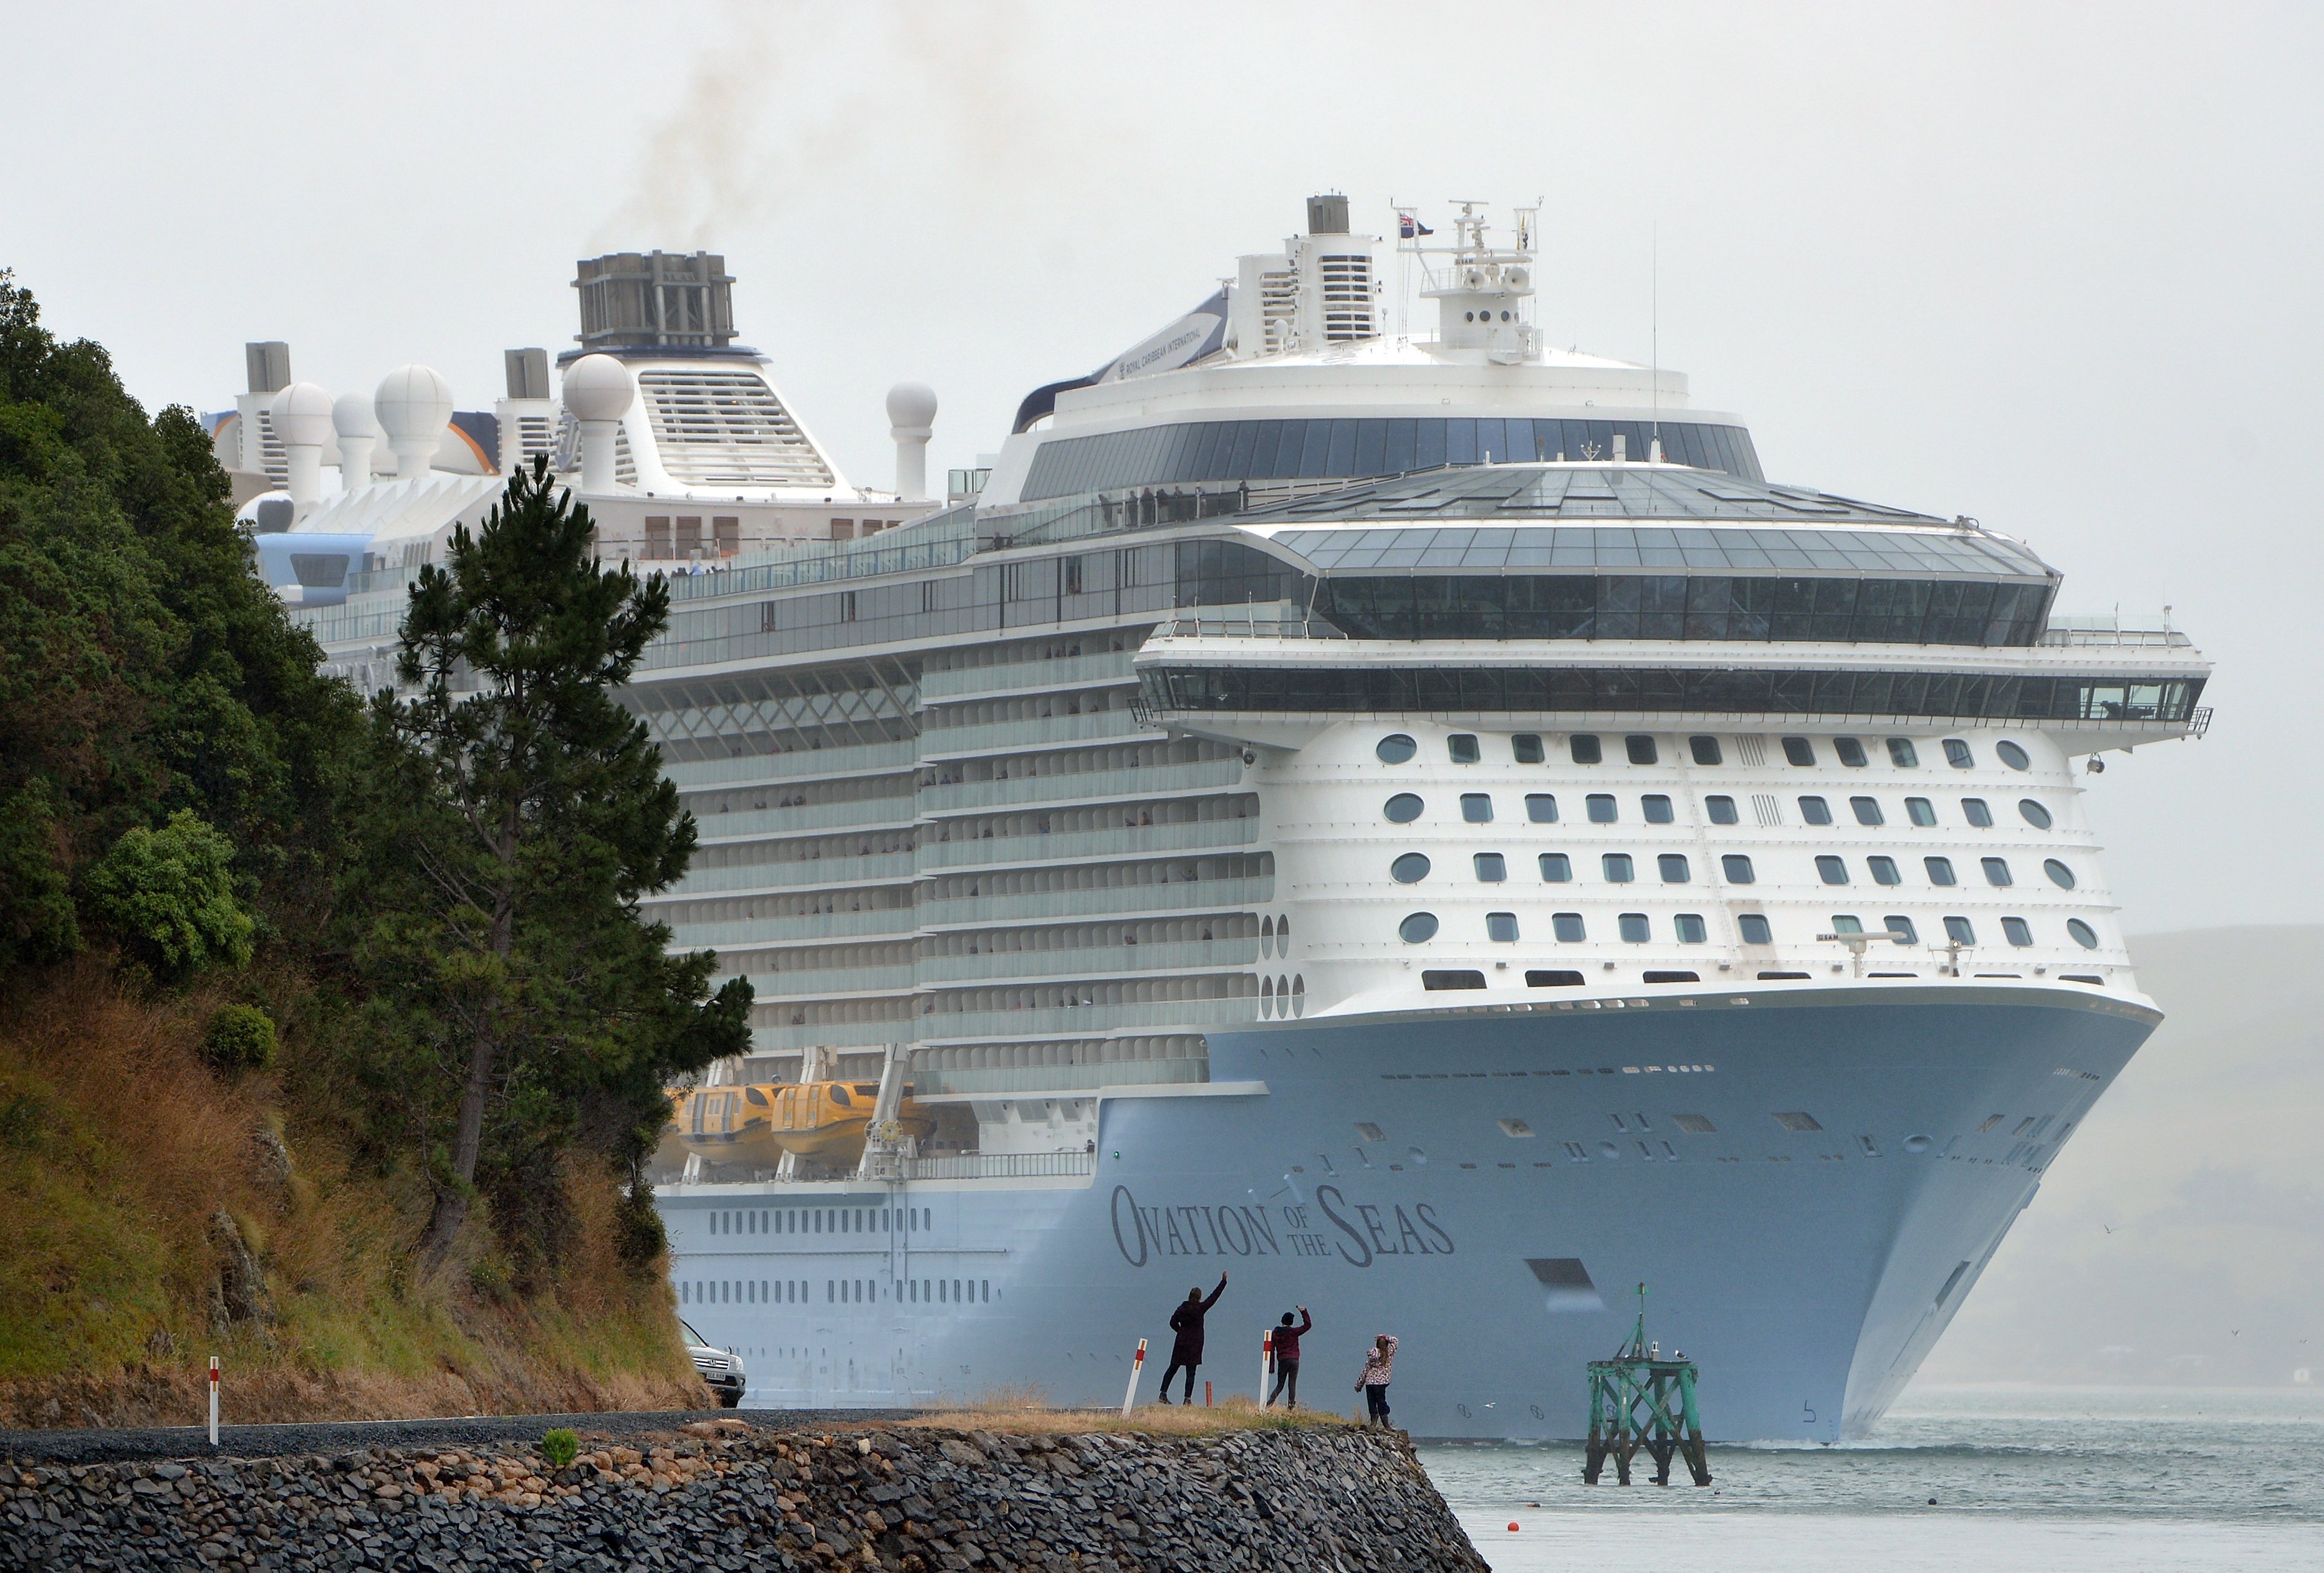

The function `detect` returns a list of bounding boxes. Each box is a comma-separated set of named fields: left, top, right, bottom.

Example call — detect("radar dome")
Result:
left=270, top=381, right=333, bottom=448
left=332, top=389, right=380, bottom=439
left=375, top=365, right=453, bottom=442
left=885, top=381, right=938, bottom=429
left=562, top=354, right=635, bottom=421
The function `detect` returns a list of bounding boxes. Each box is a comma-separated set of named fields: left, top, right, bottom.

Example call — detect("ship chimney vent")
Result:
left=333, top=391, right=379, bottom=493
left=245, top=342, right=291, bottom=394
left=375, top=365, right=454, bottom=481
left=504, top=348, right=550, bottom=401
left=562, top=354, right=635, bottom=494
left=1306, top=193, right=1350, bottom=236
left=573, top=251, right=737, bottom=351
left=270, top=382, right=332, bottom=505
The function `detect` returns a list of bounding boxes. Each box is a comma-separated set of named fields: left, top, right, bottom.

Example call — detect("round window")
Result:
left=1996, top=739, right=2031, bottom=771
left=2044, top=858, right=2077, bottom=889
left=2019, top=799, right=2053, bottom=830
left=1390, top=853, right=1432, bottom=884
left=2067, top=919, right=2099, bottom=949
left=1384, top=793, right=1424, bottom=823
left=1376, top=734, right=1418, bottom=763
left=1398, top=912, right=1439, bottom=944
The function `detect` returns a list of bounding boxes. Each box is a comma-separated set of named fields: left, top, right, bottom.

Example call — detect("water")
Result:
left=1417, top=1386, right=2324, bottom=1572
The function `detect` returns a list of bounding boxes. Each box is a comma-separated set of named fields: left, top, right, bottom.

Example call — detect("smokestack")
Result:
left=1306, top=193, right=1350, bottom=236
left=333, top=391, right=379, bottom=492
left=885, top=382, right=937, bottom=501
left=244, top=342, right=291, bottom=394
left=375, top=365, right=454, bottom=480
left=270, top=382, right=332, bottom=505
left=561, top=354, right=635, bottom=493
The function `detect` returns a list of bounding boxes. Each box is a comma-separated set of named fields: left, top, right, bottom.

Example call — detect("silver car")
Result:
left=682, top=1319, right=746, bottom=1408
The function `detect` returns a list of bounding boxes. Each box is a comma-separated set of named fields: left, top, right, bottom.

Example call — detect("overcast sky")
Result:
left=5, top=1, right=2318, bottom=931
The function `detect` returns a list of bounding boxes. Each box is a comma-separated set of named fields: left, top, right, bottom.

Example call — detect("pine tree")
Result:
left=362, top=458, right=750, bottom=1271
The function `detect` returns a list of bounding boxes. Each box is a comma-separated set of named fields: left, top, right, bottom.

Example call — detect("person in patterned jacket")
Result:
left=1354, top=1332, right=1399, bottom=1427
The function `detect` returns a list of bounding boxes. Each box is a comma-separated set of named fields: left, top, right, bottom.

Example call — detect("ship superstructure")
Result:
left=278, top=197, right=2211, bottom=1440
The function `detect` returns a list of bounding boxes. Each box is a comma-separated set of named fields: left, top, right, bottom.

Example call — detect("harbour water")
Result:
left=1419, top=1386, right=2323, bottom=1571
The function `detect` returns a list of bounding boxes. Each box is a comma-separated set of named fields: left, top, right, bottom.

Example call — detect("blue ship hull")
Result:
left=663, top=985, right=2152, bottom=1440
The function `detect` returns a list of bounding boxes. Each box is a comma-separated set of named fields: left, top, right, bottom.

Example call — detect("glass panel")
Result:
left=1603, top=854, right=1635, bottom=882
left=1944, top=916, right=1975, bottom=944
left=2019, top=799, right=2053, bottom=829
left=1448, top=734, right=1481, bottom=763
left=2044, top=859, right=2077, bottom=889
left=1799, top=796, right=1833, bottom=826
left=1570, top=734, right=1603, bottom=764
left=1689, top=735, right=1722, bottom=765
left=1835, top=737, right=1868, bottom=767
left=1658, top=853, right=1691, bottom=883
left=2067, top=918, right=2098, bottom=948
left=1675, top=914, right=1707, bottom=944
left=2003, top=916, right=2033, bottom=946
left=1962, top=798, right=1994, bottom=827
left=1619, top=912, right=1650, bottom=943
left=1738, top=914, right=1772, bottom=944
left=1385, top=418, right=1417, bottom=474
left=1721, top=854, right=1755, bottom=884
left=1525, top=793, right=1558, bottom=823
left=1851, top=796, right=1885, bottom=826
left=1461, top=793, right=1494, bottom=823
left=1831, top=915, right=1863, bottom=934
left=1906, top=797, right=1936, bottom=826
left=1512, top=734, right=1545, bottom=763
left=1887, top=738, right=1920, bottom=767
left=1869, top=856, right=1901, bottom=886
left=1539, top=853, right=1572, bottom=882
left=1643, top=795, right=1674, bottom=823
left=1997, top=739, right=2031, bottom=771
left=1626, top=735, right=1659, bottom=765
left=1587, top=794, right=1618, bottom=823
left=1487, top=911, right=1520, bottom=942
left=1553, top=912, right=1586, bottom=942
left=1817, top=855, right=1850, bottom=885
left=1885, top=916, right=1918, bottom=944
left=1474, top=853, right=1507, bottom=882
left=1783, top=737, right=1817, bottom=767
left=1944, top=738, right=1975, bottom=768
left=1925, top=856, right=1957, bottom=886
left=1707, top=796, right=1740, bottom=825
left=1982, top=857, right=2014, bottom=886
left=1353, top=419, right=1387, bottom=476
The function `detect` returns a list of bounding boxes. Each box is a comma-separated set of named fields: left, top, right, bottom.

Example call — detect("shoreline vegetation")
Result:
left=0, top=272, right=739, bottom=1425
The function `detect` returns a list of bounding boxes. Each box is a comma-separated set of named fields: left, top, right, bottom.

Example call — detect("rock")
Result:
left=204, top=1212, right=275, bottom=1345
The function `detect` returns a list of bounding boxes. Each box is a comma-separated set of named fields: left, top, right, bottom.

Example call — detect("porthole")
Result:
left=1384, top=793, right=1424, bottom=823
left=1277, top=914, right=1290, bottom=949
left=2019, top=799, right=2053, bottom=830
left=2044, top=859, right=2077, bottom=889
left=1997, top=740, right=2031, bottom=771
left=1291, top=975, right=1305, bottom=1016
left=1278, top=973, right=1290, bottom=1005
left=2067, top=919, right=2099, bottom=949
left=1398, top=912, right=1439, bottom=944
left=1261, top=915, right=1275, bottom=957
left=1376, top=734, right=1418, bottom=764
left=1261, top=977, right=1275, bottom=1015
left=1389, top=853, right=1429, bottom=884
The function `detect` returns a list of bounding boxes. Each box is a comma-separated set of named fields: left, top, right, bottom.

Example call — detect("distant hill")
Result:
left=1913, top=926, right=2324, bottom=1388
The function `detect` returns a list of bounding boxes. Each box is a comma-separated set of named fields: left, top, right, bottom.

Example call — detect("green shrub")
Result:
left=540, top=1428, right=578, bottom=1468
left=203, top=1005, right=277, bottom=1074
left=82, top=811, right=254, bottom=982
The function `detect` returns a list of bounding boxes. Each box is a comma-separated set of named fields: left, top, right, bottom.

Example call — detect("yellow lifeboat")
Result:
left=667, top=1081, right=931, bottom=1169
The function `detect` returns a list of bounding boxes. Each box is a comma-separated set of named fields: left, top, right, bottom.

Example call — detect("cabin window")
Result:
left=1626, top=735, right=1658, bottom=765
left=1869, top=856, right=1901, bottom=886
left=1906, top=796, right=1936, bottom=826
left=2044, top=859, right=2077, bottom=889
left=1721, top=854, right=1756, bottom=884
left=1552, top=912, right=1587, bottom=942
left=1887, top=738, right=1920, bottom=767
left=1944, top=738, right=1975, bottom=768
left=1675, top=913, right=1707, bottom=944
left=1925, top=857, right=1958, bottom=886
left=1643, top=795, right=1675, bottom=823
left=1706, top=795, right=1739, bottom=825
left=2067, top=919, right=2100, bottom=949
left=1487, top=912, right=1520, bottom=942
left=1944, top=916, right=1976, bottom=944
left=1539, top=853, right=1573, bottom=882
left=1689, top=735, right=1722, bottom=766
left=1570, top=735, right=1603, bottom=764
left=1851, top=796, right=1884, bottom=826
left=1962, top=798, right=1994, bottom=826
left=1835, top=737, right=1868, bottom=767
left=2020, top=799, right=2053, bottom=829
left=1525, top=793, right=1558, bottom=823
left=1782, top=737, right=1817, bottom=767
left=1384, top=793, right=1424, bottom=823
left=1997, top=740, right=2032, bottom=771
left=1817, top=855, right=1849, bottom=885
left=1461, top=793, right=1494, bottom=823
left=1738, top=914, right=1772, bottom=944
left=1474, top=853, right=1508, bottom=883
left=1448, top=734, right=1481, bottom=764
left=1376, top=734, right=1417, bottom=763
left=1512, top=734, right=1545, bottom=763
left=1659, top=854, right=1691, bottom=884
left=1798, top=796, right=1833, bottom=826
left=1982, top=857, right=2014, bottom=887
left=1619, top=913, right=1651, bottom=943
left=1587, top=794, right=1618, bottom=823
left=1399, top=912, right=1439, bottom=943
left=1391, top=853, right=1431, bottom=884
left=1603, top=853, right=1636, bottom=883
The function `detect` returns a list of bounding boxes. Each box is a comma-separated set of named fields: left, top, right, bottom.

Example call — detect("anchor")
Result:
left=1582, top=1284, right=1713, bottom=1487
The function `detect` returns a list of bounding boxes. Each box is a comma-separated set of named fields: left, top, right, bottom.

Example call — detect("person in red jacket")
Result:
left=1157, top=1271, right=1227, bottom=1404
left=1266, top=1306, right=1312, bottom=1408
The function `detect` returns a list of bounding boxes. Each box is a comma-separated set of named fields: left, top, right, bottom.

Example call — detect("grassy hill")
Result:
left=1914, top=925, right=2324, bottom=1388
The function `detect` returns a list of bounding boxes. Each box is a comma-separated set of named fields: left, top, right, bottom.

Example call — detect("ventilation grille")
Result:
left=256, top=410, right=286, bottom=486
left=639, top=370, right=835, bottom=489
left=551, top=411, right=636, bottom=485
left=1258, top=268, right=1297, bottom=351
left=511, top=414, right=555, bottom=469
left=1317, top=254, right=1376, bottom=340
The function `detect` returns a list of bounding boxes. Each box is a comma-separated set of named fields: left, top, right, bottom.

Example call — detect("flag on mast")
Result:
left=1398, top=213, right=1434, bottom=239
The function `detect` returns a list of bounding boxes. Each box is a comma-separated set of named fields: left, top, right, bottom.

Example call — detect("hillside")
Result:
left=1914, top=925, right=2324, bottom=1388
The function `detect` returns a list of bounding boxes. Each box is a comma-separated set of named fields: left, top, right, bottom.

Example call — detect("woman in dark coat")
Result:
left=1157, top=1271, right=1227, bottom=1403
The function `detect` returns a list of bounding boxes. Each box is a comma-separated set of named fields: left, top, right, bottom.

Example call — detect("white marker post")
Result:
left=1260, top=1330, right=1274, bottom=1405
left=208, top=1355, right=219, bottom=1446
left=1120, top=1338, right=1147, bottom=1417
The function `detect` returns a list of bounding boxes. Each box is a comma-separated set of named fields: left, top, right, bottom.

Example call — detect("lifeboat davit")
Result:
left=666, top=1081, right=932, bottom=1169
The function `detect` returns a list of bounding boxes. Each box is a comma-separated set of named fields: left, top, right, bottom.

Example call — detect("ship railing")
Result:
left=901, top=1151, right=1098, bottom=1180
left=1146, top=613, right=1347, bottom=641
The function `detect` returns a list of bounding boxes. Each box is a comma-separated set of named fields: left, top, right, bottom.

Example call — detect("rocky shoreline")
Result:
left=0, top=1416, right=1490, bottom=1571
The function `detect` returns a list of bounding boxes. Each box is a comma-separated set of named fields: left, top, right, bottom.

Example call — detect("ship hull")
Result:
left=661, top=984, right=2151, bottom=1440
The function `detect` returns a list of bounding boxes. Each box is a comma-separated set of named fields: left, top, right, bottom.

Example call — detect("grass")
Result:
left=0, top=961, right=704, bottom=1427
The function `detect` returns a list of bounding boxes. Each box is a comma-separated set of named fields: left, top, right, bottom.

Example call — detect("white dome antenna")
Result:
left=886, top=381, right=937, bottom=501
left=562, top=354, right=635, bottom=494
left=375, top=365, right=454, bottom=480
left=332, top=390, right=380, bottom=494
left=269, top=381, right=332, bottom=505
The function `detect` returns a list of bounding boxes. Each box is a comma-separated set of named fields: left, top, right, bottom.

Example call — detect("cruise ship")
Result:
left=254, top=197, right=2212, bottom=1441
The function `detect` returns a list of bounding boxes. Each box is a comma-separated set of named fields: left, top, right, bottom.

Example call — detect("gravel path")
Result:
left=0, top=1407, right=916, bottom=1464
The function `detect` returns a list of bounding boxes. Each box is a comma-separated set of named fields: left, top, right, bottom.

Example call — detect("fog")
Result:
left=3, top=0, right=2318, bottom=934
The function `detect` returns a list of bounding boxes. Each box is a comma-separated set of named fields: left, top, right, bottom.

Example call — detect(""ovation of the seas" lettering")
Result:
left=1109, top=1185, right=1454, bottom=1269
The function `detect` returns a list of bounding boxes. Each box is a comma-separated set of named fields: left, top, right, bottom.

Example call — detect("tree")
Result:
left=361, top=458, right=750, bottom=1271
left=82, top=810, right=254, bottom=981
